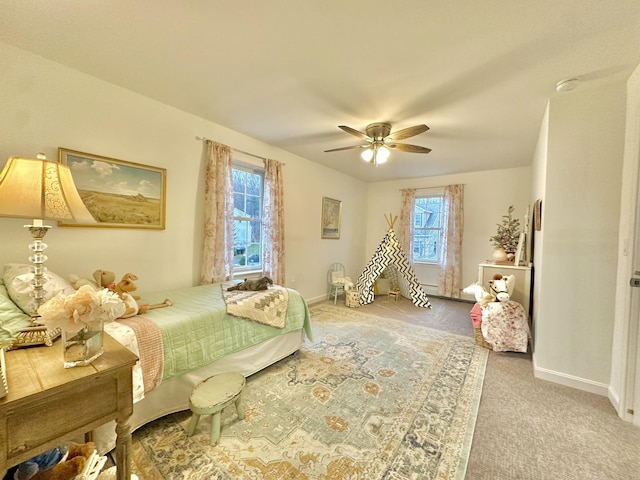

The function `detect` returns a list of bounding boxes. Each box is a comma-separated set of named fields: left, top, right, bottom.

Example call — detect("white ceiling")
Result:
left=1, top=1, right=639, bottom=182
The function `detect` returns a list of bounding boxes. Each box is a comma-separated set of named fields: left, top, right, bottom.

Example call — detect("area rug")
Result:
left=130, top=303, right=488, bottom=480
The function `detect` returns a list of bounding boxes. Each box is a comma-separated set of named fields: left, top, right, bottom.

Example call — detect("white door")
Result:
left=629, top=183, right=640, bottom=426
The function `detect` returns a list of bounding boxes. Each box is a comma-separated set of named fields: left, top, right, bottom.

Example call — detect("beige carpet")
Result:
left=351, top=295, right=640, bottom=480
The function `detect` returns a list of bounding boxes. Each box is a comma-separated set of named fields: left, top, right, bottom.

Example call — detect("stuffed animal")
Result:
left=68, top=269, right=116, bottom=291
left=110, top=273, right=173, bottom=316
left=227, top=276, right=274, bottom=292
left=463, top=282, right=495, bottom=307
left=8, top=442, right=96, bottom=480
left=112, top=273, right=141, bottom=301
left=488, top=274, right=515, bottom=302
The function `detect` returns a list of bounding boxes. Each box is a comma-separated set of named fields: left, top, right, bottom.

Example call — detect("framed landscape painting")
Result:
left=321, top=196, right=342, bottom=239
left=58, top=148, right=166, bottom=229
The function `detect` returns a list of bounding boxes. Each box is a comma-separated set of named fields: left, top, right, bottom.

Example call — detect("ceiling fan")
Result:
left=324, top=122, right=431, bottom=165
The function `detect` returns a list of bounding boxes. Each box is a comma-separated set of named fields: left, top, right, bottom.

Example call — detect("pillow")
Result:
left=331, top=271, right=344, bottom=283
left=0, top=284, right=32, bottom=342
left=3, top=263, right=75, bottom=316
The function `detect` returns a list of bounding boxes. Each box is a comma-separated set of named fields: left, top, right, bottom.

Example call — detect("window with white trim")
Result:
left=232, top=162, right=264, bottom=271
left=413, top=193, right=445, bottom=264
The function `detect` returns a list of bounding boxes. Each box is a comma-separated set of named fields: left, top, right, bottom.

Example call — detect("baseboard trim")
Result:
left=532, top=359, right=609, bottom=396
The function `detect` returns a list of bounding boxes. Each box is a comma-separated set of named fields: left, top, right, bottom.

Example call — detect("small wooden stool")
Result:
left=188, top=372, right=246, bottom=445
left=388, top=289, right=400, bottom=302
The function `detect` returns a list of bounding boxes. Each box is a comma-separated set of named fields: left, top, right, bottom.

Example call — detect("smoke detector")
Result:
left=556, top=78, right=580, bottom=93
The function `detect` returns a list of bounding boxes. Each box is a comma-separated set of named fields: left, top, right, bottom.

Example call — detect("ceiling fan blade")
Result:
left=387, top=124, right=429, bottom=141
left=338, top=125, right=371, bottom=140
left=387, top=143, right=432, bottom=154
left=324, top=144, right=369, bottom=153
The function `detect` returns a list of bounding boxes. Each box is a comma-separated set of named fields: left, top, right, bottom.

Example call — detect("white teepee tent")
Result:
left=355, top=215, right=432, bottom=308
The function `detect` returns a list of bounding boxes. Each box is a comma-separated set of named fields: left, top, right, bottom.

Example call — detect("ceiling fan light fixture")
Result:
left=361, top=148, right=374, bottom=162
left=375, top=146, right=390, bottom=164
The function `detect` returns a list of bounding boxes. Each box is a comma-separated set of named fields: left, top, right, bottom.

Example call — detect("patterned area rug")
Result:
left=130, top=303, right=488, bottom=479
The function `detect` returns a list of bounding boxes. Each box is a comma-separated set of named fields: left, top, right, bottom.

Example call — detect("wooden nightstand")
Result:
left=0, top=334, right=138, bottom=480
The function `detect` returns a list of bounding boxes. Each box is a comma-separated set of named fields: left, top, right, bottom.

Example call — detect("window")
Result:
left=413, top=194, right=444, bottom=264
left=232, top=163, right=263, bottom=271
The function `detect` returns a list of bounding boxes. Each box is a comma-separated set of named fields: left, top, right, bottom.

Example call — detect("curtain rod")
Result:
left=399, top=184, right=465, bottom=191
left=196, top=136, right=285, bottom=165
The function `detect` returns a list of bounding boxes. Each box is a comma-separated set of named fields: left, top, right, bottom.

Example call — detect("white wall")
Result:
left=0, top=42, right=367, bottom=301
left=533, top=78, right=627, bottom=393
left=365, top=167, right=532, bottom=298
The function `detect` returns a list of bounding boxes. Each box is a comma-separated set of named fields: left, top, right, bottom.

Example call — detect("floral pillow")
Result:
left=3, top=263, right=75, bottom=316
left=0, top=283, right=32, bottom=342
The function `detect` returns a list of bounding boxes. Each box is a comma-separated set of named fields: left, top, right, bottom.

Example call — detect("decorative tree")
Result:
left=490, top=205, right=521, bottom=254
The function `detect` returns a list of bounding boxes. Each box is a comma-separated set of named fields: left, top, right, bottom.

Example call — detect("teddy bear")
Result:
left=68, top=269, right=116, bottom=291
left=7, top=442, right=96, bottom=480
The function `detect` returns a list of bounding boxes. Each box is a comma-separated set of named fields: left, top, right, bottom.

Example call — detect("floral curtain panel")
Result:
left=438, top=184, right=464, bottom=298
left=399, top=188, right=416, bottom=262
left=263, top=158, right=285, bottom=285
left=200, top=140, right=234, bottom=284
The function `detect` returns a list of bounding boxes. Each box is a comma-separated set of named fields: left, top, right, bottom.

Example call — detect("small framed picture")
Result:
left=58, top=148, right=166, bottom=229
left=321, top=197, right=342, bottom=239
left=514, top=232, right=526, bottom=266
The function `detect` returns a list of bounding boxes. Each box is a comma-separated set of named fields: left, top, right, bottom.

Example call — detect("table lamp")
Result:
left=0, top=154, right=96, bottom=347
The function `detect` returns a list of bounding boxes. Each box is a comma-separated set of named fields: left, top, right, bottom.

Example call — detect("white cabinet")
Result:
left=478, top=263, right=532, bottom=315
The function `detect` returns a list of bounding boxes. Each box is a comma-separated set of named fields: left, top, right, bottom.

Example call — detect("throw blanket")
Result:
left=223, top=284, right=289, bottom=328
left=481, top=300, right=530, bottom=353
left=118, top=315, right=165, bottom=393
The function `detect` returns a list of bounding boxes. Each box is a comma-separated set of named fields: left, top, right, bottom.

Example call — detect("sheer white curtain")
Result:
left=200, top=140, right=234, bottom=284
left=399, top=188, right=416, bottom=261
left=263, top=158, right=285, bottom=285
left=438, top=184, right=464, bottom=298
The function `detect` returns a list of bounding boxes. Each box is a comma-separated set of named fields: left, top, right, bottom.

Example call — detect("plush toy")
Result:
left=488, top=274, right=515, bottom=302
left=8, top=442, right=96, bottom=480
left=463, top=282, right=495, bottom=307
left=111, top=273, right=173, bottom=316
left=68, top=269, right=116, bottom=291
left=227, top=276, right=274, bottom=291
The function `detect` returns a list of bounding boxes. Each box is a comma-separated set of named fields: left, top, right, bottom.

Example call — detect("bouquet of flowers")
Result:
left=37, top=285, right=126, bottom=334
left=489, top=205, right=521, bottom=254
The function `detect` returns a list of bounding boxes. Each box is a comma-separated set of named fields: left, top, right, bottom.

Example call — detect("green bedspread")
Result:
left=138, top=283, right=312, bottom=381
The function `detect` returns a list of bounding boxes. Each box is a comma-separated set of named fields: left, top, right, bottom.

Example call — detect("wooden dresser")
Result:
left=0, top=334, right=138, bottom=480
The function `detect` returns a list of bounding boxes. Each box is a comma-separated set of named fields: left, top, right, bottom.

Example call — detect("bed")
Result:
left=0, top=267, right=312, bottom=454
left=89, top=282, right=312, bottom=452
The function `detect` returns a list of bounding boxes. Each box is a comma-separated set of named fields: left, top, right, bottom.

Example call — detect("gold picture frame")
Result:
left=321, top=196, right=342, bottom=239
left=58, top=148, right=166, bottom=229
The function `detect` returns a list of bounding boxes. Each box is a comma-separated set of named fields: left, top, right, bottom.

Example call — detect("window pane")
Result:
left=246, top=173, right=261, bottom=195
left=245, top=195, right=260, bottom=218
left=233, top=193, right=245, bottom=213
left=414, top=229, right=441, bottom=262
left=233, top=165, right=264, bottom=271
left=413, top=195, right=444, bottom=264
left=233, top=170, right=246, bottom=193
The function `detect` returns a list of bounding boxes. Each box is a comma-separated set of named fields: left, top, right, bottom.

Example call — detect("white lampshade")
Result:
left=0, top=156, right=96, bottom=223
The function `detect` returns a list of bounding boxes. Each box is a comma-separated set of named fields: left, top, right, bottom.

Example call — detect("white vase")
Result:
left=492, top=248, right=508, bottom=262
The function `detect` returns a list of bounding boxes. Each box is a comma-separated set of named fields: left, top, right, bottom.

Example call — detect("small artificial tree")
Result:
left=489, top=205, right=521, bottom=255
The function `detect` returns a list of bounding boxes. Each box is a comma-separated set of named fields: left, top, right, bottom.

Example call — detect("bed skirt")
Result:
left=93, top=328, right=306, bottom=454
